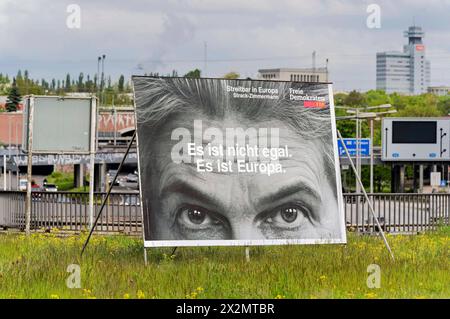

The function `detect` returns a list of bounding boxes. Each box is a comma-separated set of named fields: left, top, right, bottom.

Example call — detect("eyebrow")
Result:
left=160, top=176, right=224, bottom=210
left=160, top=168, right=321, bottom=211
left=256, top=179, right=322, bottom=208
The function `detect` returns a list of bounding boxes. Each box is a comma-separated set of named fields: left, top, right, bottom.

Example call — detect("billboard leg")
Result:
left=338, top=130, right=395, bottom=261
left=144, top=248, right=148, bottom=266
left=89, top=154, right=95, bottom=229
left=245, top=246, right=250, bottom=262
left=2, top=155, right=6, bottom=191
left=88, top=96, right=97, bottom=230
left=25, top=96, right=35, bottom=236
left=419, top=165, right=424, bottom=193
left=399, top=165, right=405, bottom=193
left=81, top=131, right=136, bottom=257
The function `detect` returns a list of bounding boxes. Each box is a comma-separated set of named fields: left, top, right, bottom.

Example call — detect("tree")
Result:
left=184, top=69, right=201, bottom=78
left=77, top=72, right=84, bottom=92
left=344, top=90, right=367, bottom=107
left=365, top=90, right=391, bottom=106
left=223, top=72, right=239, bottom=79
left=437, top=96, right=450, bottom=116
left=65, top=74, right=71, bottom=92
left=333, top=93, right=347, bottom=106
left=6, top=78, right=21, bottom=112
left=397, top=94, right=440, bottom=117
left=0, top=73, right=10, bottom=94
left=118, top=75, right=125, bottom=92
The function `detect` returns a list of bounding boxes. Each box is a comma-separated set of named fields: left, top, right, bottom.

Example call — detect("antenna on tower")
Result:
left=312, top=51, right=316, bottom=71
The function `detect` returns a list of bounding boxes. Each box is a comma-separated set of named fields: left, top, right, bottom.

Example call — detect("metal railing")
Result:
left=0, top=191, right=141, bottom=234
left=1, top=191, right=449, bottom=235
left=343, top=193, right=449, bottom=233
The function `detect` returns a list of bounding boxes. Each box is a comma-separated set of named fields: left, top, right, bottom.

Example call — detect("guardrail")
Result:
left=0, top=191, right=448, bottom=235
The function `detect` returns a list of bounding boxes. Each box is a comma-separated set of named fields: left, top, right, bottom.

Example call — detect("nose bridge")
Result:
left=229, top=217, right=265, bottom=239
left=224, top=176, right=261, bottom=240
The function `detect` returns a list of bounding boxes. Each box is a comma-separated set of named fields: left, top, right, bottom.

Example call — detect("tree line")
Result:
left=1, top=69, right=449, bottom=122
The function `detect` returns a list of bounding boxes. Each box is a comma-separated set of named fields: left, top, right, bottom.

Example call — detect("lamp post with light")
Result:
left=336, top=104, right=397, bottom=193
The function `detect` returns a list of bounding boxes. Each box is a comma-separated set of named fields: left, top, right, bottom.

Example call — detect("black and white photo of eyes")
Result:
left=134, top=77, right=345, bottom=245
left=171, top=200, right=317, bottom=240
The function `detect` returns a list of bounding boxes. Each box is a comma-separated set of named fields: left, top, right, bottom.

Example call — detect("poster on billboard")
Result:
left=133, top=76, right=346, bottom=247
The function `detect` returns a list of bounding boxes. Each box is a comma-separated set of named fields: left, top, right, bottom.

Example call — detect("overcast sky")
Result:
left=1, top=0, right=449, bottom=91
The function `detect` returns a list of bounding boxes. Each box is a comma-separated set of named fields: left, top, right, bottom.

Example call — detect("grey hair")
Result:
left=133, top=76, right=336, bottom=191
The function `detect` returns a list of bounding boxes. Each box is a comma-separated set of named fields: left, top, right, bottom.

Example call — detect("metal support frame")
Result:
left=89, top=97, right=97, bottom=229
left=81, top=131, right=136, bottom=257
left=24, top=95, right=97, bottom=235
left=338, top=130, right=395, bottom=261
left=2, top=155, right=6, bottom=191
left=25, top=96, right=35, bottom=235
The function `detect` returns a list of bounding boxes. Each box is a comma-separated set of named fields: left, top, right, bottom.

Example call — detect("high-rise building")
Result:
left=376, top=25, right=430, bottom=94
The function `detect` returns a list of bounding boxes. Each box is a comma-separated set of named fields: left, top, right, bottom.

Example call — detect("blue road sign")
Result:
left=338, top=138, right=371, bottom=157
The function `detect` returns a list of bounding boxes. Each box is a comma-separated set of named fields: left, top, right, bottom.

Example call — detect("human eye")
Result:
left=175, top=205, right=230, bottom=240
left=256, top=203, right=315, bottom=238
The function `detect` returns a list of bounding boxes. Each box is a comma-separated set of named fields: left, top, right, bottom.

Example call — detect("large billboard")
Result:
left=133, top=76, right=346, bottom=247
left=23, top=96, right=95, bottom=154
left=382, top=118, right=450, bottom=161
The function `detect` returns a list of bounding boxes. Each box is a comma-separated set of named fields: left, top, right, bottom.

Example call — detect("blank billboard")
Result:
left=23, top=96, right=95, bottom=154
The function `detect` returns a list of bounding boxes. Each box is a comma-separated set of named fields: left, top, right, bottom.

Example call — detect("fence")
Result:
left=0, top=191, right=141, bottom=234
left=344, top=193, right=449, bottom=234
left=1, top=191, right=449, bottom=235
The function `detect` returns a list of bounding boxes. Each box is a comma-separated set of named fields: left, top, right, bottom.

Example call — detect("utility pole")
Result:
left=312, top=51, right=316, bottom=71
left=355, top=108, right=360, bottom=193
left=101, top=54, right=106, bottom=104
left=97, top=56, right=101, bottom=101
left=203, top=42, right=207, bottom=77
left=370, top=118, right=374, bottom=193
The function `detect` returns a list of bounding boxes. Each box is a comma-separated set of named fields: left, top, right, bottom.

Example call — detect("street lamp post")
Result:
left=101, top=54, right=106, bottom=104
left=336, top=104, right=396, bottom=193
left=97, top=56, right=101, bottom=100
left=370, top=118, right=374, bottom=193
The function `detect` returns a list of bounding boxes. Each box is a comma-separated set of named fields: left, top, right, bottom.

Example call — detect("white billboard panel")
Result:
left=133, top=76, right=346, bottom=247
left=23, top=96, right=95, bottom=154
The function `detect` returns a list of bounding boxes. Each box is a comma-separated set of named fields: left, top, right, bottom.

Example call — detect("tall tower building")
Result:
left=376, top=25, right=430, bottom=94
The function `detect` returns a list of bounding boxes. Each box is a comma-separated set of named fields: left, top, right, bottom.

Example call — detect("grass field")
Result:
left=0, top=227, right=448, bottom=299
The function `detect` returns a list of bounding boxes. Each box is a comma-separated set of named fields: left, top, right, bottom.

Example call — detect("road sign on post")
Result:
left=338, top=138, right=371, bottom=157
